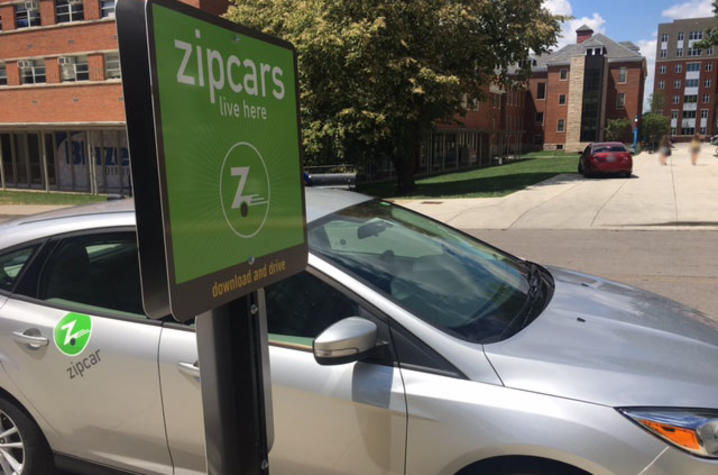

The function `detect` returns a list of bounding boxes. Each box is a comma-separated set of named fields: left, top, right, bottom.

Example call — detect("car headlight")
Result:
left=619, top=408, right=718, bottom=458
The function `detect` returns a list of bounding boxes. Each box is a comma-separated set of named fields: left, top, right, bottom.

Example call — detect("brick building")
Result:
left=526, top=26, right=646, bottom=151
left=0, top=0, right=227, bottom=192
left=654, top=17, right=718, bottom=139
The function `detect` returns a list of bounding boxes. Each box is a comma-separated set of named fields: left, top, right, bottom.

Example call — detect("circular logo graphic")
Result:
left=54, top=312, right=92, bottom=357
left=219, top=142, right=271, bottom=238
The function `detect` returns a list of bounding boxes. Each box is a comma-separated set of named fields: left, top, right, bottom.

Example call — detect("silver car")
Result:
left=0, top=189, right=716, bottom=475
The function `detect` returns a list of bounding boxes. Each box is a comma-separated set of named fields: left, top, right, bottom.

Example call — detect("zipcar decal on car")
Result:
left=54, top=312, right=103, bottom=380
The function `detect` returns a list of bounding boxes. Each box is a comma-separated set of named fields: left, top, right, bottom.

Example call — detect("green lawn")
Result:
left=0, top=190, right=107, bottom=205
left=358, top=151, right=578, bottom=199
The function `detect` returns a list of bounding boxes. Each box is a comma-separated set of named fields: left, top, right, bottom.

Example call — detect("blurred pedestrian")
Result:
left=690, top=134, right=701, bottom=166
left=658, top=135, right=671, bottom=166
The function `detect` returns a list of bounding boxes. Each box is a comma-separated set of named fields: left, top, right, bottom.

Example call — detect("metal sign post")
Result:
left=117, top=0, right=307, bottom=472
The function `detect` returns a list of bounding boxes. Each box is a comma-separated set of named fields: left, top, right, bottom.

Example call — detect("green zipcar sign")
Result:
left=144, top=0, right=307, bottom=319
left=54, top=313, right=92, bottom=357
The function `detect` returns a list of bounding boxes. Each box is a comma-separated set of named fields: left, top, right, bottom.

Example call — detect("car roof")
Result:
left=591, top=142, right=625, bottom=148
left=0, top=188, right=373, bottom=250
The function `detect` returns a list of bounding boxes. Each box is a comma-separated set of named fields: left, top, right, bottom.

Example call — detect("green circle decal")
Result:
left=219, top=142, right=271, bottom=238
left=54, top=313, right=92, bottom=357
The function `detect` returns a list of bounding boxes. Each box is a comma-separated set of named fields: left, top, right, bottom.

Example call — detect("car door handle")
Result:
left=178, top=361, right=200, bottom=379
left=12, top=330, right=49, bottom=349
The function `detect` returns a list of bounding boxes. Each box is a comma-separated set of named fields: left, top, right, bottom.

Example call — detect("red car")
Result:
left=578, top=142, right=633, bottom=178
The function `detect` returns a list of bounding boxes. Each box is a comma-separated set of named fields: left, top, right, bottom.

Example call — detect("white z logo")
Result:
left=60, top=320, right=90, bottom=346
left=231, top=167, right=250, bottom=209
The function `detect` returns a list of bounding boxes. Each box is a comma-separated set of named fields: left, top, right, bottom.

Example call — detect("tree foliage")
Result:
left=225, top=0, right=563, bottom=191
left=604, top=118, right=632, bottom=142
left=696, top=1, right=718, bottom=49
left=641, top=113, right=670, bottom=151
left=649, top=91, right=666, bottom=114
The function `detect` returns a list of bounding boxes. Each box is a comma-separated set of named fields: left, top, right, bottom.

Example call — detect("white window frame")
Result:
left=673, top=95, right=680, bottom=104
left=658, top=80, right=665, bottom=89
left=661, top=33, right=669, bottom=42
left=660, top=49, right=667, bottom=59
left=659, top=64, right=666, bottom=74
left=701, top=109, right=709, bottom=119
left=703, top=94, right=711, bottom=104
left=104, top=53, right=121, bottom=79
left=19, top=59, right=46, bottom=85
left=100, top=0, right=116, bottom=17
left=616, top=92, right=626, bottom=109
left=55, top=0, right=85, bottom=23
left=674, top=80, right=681, bottom=89
left=705, top=79, right=712, bottom=88
left=15, top=4, right=41, bottom=28
left=676, top=64, right=683, bottom=73
left=677, top=48, right=684, bottom=57
left=707, top=63, right=714, bottom=72
left=60, top=55, right=89, bottom=82
left=700, top=127, right=707, bottom=134
left=618, top=67, right=627, bottom=84
left=687, top=62, right=701, bottom=72
left=671, top=110, right=679, bottom=119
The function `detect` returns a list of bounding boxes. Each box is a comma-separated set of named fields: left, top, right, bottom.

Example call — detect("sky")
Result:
left=543, top=0, right=716, bottom=110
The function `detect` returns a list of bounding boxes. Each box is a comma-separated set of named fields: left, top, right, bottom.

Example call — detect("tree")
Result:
left=604, top=118, right=632, bottom=142
left=225, top=0, right=563, bottom=192
left=649, top=91, right=666, bottom=114
left=697, top=1, right=718, bottom=49
left=641, top=113, right=670, bottom=152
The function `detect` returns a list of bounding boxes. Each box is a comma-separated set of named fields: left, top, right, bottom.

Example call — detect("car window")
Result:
left=592, top=145, right=627, bottom=153
left=39, top=233, right=145, bottom=318
left=309, top=200, right=533, bottom=344
left=0, top=247, right=36, bottom=292
left=265, top=271, right=362, bottom=348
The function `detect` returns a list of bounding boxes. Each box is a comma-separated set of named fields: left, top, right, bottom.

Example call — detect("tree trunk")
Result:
left=392, top=138, right=419, bottom=194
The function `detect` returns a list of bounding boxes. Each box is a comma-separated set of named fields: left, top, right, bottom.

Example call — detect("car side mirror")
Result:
left=313, top=317, right=378, bottom=365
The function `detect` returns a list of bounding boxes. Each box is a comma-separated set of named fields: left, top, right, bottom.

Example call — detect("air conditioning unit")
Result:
left=17, top=60, right=32, bottom=69
left=24, top=0, right=39, bottom=10
left=58, top=56, right=74, bottom=66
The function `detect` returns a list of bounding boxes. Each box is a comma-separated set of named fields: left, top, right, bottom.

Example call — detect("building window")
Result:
left=671, top=127, right=677, bottom=135
left=661, top=33, right=669, bottom=42
left=673, top=95, right=680, bottom=104
left=537, top=83, right=546, bottom=100
left=676, top=64, right=683, bottom=73
left=618, top=67, right=627, bottom=83
left=660, top=49, right=667, bottom=58
left=59, top=55, right=89, bottom=82
left=685, top=95, right=698, bottom=103
left=616, top=93, right=626, bottom=109
left=678, top=32, right=685, bottom=41
left=688, top=48, right=702, bottom=57
left=659, top=80, right=665, bottom=89
left=686, top=79, right=699, bottom=87
left=104, top=53, right=121, bottom=79
left=687, top=62, right=701, bottom=72
left=683, top=110, right=696, bottom=118
left=559, top=94, right=566, bottom=105
left=707, top=63, right=713, bottom=72
left=682, top=127, right=696, bottom=135
left=15, top=3, right=41, bottom=28
left=100, top=0, right=116, bottom=17
left=536, top=112, right=544, bottom=125
left=659, top=64, right=666, bottom=74
left=18, top=59, right=46, bottom=85
left=55, top=0, right=85, bottom=23
left=677, top=48, right=684, bottom=57
left=559, top=69, right=568, bottom=80
left=674, top=80, right=682, bottom=89
left=557, top=119, right=565, bottom=132
left=703, top=94, right=711, bottom=103
left=0, top=64, right=6, bottom=86
left=671, top=110, right=679, bottom=119
left=709, top=47, right=715, bottom=55
left=705, top=79, right=712, bottom=88
left=700, top=127, right=707, bottom=134
left=701, top=109, right=709, bottom=118
left=689, top=31, right=703, bottom=40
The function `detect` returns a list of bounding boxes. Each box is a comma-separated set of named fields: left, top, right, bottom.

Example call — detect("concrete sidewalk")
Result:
left=397, top=143, right=718, bottom=230
left=0, top=204, right=71, bottom=223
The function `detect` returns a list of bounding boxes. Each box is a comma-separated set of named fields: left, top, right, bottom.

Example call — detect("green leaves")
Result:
left=225, top=0, right=561, bottom=189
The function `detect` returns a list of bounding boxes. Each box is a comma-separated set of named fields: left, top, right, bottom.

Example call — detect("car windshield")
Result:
left=309, top=200, right=542, bottom=343
left=593, top=144, right=626, bottom=153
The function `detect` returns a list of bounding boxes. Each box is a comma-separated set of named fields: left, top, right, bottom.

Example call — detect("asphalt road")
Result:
left=467, top=228, right=718, bottom=321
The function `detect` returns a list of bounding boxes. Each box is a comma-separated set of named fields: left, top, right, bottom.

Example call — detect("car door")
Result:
left=0, top=231, right=172, bottom=473
left=159, top=269, right=407, bottom=475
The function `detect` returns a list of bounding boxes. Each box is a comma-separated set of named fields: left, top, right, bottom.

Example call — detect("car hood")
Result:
left=484, top=267, right=718, bottom=408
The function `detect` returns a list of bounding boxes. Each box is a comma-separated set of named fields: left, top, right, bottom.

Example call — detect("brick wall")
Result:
left=0, top=83, right=125, bottom=123
left=543, top=65, right=570, bottom=146
left=525, top=73, right=548, bottom=147
left=605, top=62, right=644, bottom=125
